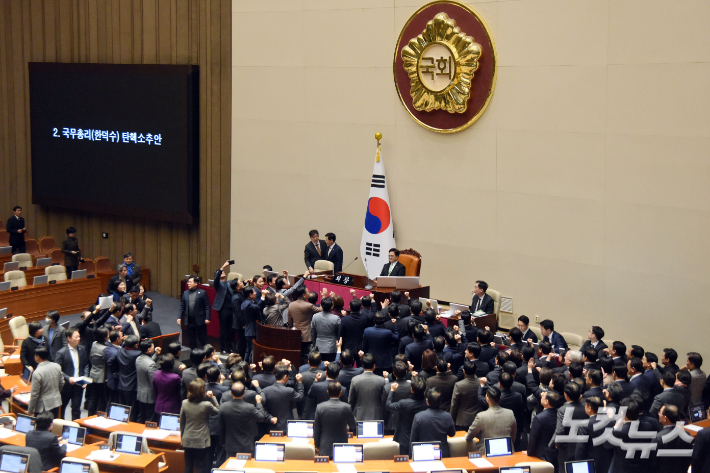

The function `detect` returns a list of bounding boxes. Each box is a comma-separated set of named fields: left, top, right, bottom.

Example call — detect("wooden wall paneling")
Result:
left=87, top=0, right=98, bottom=63
left=119, top=0, right=132, bottom=64
left=175, top=0, right=188, bottom=64
left=57, top=0, right=72, bottom=61
left=198, top=0, right=208, bottom=271
left=142, top=0, right=157, bottom=64
left=11, top=2, right=27, bottom=215
left=95, top=0, right=107, bottom=63
left=219, top=0, right=231, bottom=256
left=157, top=0, right=170, bottom=64
left=132, top=0, right=142, bottom=63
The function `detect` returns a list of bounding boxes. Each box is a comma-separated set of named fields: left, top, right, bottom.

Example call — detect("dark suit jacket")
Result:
left=521, top=328, right=538, bottom=344
left=470, top=293, right=494, bottom=314
left=649, top=388, right=685, bottom=416
left=54, top=345, right=90, bottom=385
left=108, top=274, right=134, bottom=295
left=426, top=372, right=458, bottom=413
left=363, top=325, right=398, bottom=370
left=325, top=243, right=344, bottom=273
left=103, top=343, right=120, bottom=390
left=140, top=321, right=162, bottom=339
left=337, top=367, right=364, bottom=391
left=405, top=339, right=434, bottom=372
left=575, top=415, right=611, bottom=473
left=379, top=261, right=406, bottom=277
left=44, top=324, right=67, bottom=362
left=479, top=344, right=498, bottom=368
left=616, top=379, right=635, bottom=400
left=582, top=386, right=604, bottom=400
left=24, top=430, right=66, bottom=471
left=653, top=424, right=692, bottom=473
left=108, top=347, right=141, bottom=391
left=241, top=297, right=266, bottom=337
left=6, top=215, right=25, bottom=246
left=261, top=381, right=304, bottom=431
left=605, top=420, right=655, bottom=473
left=212, top=270, right=233, bottom=311
left=410, top=408, right=456, bottom=457
left=180, top=288, right=211, bottom=326
left=304, top=240, right=328, bottom=270
left=542, top=331, right=568, bottom=352
left=314, top=399, right=356, bottom=458
left=218, top=398, right=271, bottom=455
left=580, top=339, right=608, bottom=358
left=691, top=426, right=710, bottom=473
left=527, top=408, right=558, bottom=464
left=385, top=391, right=428, bottom=455
left=307, top=379, right=348, bottom=418
left=339, top=312, right=372, bottom=356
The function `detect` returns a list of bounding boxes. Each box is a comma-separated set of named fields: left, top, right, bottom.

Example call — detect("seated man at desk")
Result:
left=380, top=248, right=406, bottom=277
left=25, top=411, right=67, bottom=471
left=470, top=280, right=494, bottom=314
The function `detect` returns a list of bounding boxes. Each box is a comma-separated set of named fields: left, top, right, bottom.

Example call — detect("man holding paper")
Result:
left=54, top=327, right=90, bottom=420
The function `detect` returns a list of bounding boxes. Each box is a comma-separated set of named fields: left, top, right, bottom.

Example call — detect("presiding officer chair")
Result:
left=486, top=288, right=502, bottom=318
left=398, top=248, right=422, bottom=277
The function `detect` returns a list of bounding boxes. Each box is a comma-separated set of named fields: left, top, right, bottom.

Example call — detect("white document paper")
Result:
left=8, top=354, right=20, bottom=359
left=290, top=437, right=309, bottom=444
left=65, top=444, right=82, bottom=452
left=98, top=296, right=113, bottom=310
left=469, top=458, right=494, bottom=468
left=685, top=424, right=704, bottom=432
left=12, top=393, right=30, bottom=404
left=336, top=464, right=358, bottom=473
left=86, top=450, right=118, bottom=462
left=94, top=418, right=122, bottom=429
left=410, top=461, right=446, bottom=471
left=141, top=429, right=170, bottom=440
left=224, top=459, right=246, bottom=469
left=0, top=428, right=17, bottom=439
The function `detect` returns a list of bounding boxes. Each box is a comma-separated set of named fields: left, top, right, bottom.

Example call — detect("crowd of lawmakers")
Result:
left=4, top=222, right=709, bottom=473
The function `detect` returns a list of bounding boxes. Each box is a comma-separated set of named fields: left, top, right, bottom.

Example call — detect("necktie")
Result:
left=315, top=242, right=321, bottom=256
left=327, top=246, right=332, bottom=257
left=475, top=298, right=481, bottom=311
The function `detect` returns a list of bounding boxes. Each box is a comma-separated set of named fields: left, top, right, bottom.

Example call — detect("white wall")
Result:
left=232, top=0, right=710, bottom=361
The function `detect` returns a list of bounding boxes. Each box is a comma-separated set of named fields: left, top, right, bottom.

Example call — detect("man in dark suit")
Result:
left=218, top=382, right=275, bottom=457
left=54, top=327, right=89, bottom=420
left=654, top=405, right=693, bottom=473
left=139, top=312, right=162, bottom=339
left=426, top=358, right=458, bottom=413
left=385, top=376, right=429, bottom=455
left=650, top=372, right=685, bottom=417
left=691, top=420, right=710, bottom=473
left=575, top=396, right=611, bottom=473
left=527, top=391, right=560, bottom=465
left=177, top=276, right=211, bottom=349
left=582, top=369, right=604, bottom=400
left=304, top=229, right=328, bottom=273
left=324, top=233, right=344, bottom=273
left=552, top=382, right=588, bottom=472
left=24, top=411, right=66, bottom=470
left=6, top=206, right=27, bottom=253
left=339, top=298, right=373, bottom=362
left=405, top=325, right=433, bottom=372
left=497, top=373, right=524, bottom=449
left=44, top=310, right=67, bottom=362
left=539, top=319, right=568, bottom=352
left=579, top=325, right=608, bottom=359
left=308, top=364, right=348, bottom=418
left=470, top=280, right=494, bottom=314
left=604, top=399, right=656, bottom=473
left=517, top=315, right=538, bottom=343
left=261, top=367, right=304, bottom=432
left=108, top=334, right=142, bottom=422
left=108, top=265, right=134, bottom=296
left=379, top=248, right=406, bottom=277
left=410, top=388, right=456, bottom=457
left=362, top=315, right=398, bottom=373
left=300, top=352, right=325, bottom=419
left=476, top=329, right=498, bottom=368
left=314, top=381, right=357, bottom=458
left=336, top=350, right=364, bottom=391
left=213, top=261, right=234, bottom=353
left=612, top=363, right=635, bottom=400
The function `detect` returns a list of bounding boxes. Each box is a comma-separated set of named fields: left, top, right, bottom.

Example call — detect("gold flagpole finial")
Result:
left=375, top=132, right=382, bottom=162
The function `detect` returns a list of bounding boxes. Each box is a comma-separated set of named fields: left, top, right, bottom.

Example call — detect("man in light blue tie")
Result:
left=379, top=248, right=406, bottom=277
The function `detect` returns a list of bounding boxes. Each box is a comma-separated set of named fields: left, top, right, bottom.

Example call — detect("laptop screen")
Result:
left=115, top=434, right=142, bottom=455
left=411, top=442, right=441, bottom=461
left=332, top=444, right=363, bottom=463
left=0, top=452, right=29, bottom=473
left=484, top=437, right=513, bottom=457
left=60, top=461, right=91, bottom=473
left=564, top=460, right=595, bottom=473
left=357, top=421, right=384, bottom=438
left=286, top=420, right=314, bottom=438
left=14, top=415, right=35, bottom=434
left=499, top=468, right=531, bottom=473
left=690, top=404, right=707, bottom=423
left=159, top=413, right=180, bottom=431
left=108, top=404, right=131, bottom=422
left=254, top=443, right=284, bottom=462
left=61, top=426, right=86, bottom=446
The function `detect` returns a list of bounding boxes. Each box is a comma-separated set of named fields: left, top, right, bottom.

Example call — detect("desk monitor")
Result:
left=263, top=270, right=279, bottom=280
left=107, top=403, right=131, bottom=423
left=332, top=444, right=363, bottom=463
left=159, top=413, right=180, bottom=431
left=448, top=302, right=470, bottom=316
left=286, top=420, right=314, bottom=438
left=356, top=421, right=384, bottom=438
left=0, top=247, right=12, bottom=255
left=14, top=414, right=36, bottom=433
left=499, top=468, right=531, bottom=473
left=115, top=433, right=143, bottom=455
left=0, top=309, right=6, bottom=320
left=377, top=276, right=398, bottom=288
left=61, top=426, right=86, bottom=451
left=36, top=258, right=52, bottom=268
left=0, top=282, right=11, bottom=292
left=60, top=461, right=91, bottom=473
left=71, top=269, right=87, bottom=280
left=395, top=276, right=420, bottom=289
left=411, top=442, right=441, bottom=461
left=3, top=262, right=19, bottom=272
left=419, top=297, right=440, bottom=314
left=33, top=275, right=48, bottom=286
left=0, top=451, right=30, bottom=473
left=484, top=437, right=513, bottom=457
left=690, top=404, right=707, bottom=423
left=564, top=460, right=595, bottom=473
left=254, top=443, right=285, bottom=462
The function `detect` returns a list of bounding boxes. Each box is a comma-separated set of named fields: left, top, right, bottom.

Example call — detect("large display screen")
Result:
left=29, top=63, right=199, bottom=224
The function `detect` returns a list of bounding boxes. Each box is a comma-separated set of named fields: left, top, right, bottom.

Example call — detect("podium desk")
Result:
left=0, top=428, right=27, bottom=447
left=222, top=452, right=543, bottom=472
left=67, top=444, right=162, bottom=473
left=1, top=375, right=32, bottom=415
left=0, top=277, right=103, bottom=346
left=300, top=273, right=430, bottom=308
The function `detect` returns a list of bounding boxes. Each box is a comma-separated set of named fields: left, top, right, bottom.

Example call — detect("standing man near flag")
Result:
left=304, top=230, right=328, bottom=273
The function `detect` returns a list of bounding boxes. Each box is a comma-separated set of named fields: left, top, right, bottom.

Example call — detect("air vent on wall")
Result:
left=500, top=297, right=513, bottom=313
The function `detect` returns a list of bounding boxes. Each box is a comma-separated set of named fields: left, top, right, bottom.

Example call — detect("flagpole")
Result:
left=364, top=132, right=382, bottom=291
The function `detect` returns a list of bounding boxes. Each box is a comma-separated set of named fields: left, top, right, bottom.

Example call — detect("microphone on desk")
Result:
left=340, top=257, right=359, bottom=273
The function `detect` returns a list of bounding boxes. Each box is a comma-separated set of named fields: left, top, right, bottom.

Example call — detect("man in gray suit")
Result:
left=136, top=339, right=160, bottom=423
left=349, top=353, right=386, bottom=421
left=426, top=358, right=458, bottom=413
left=551, top=382, right=588, bottom=473
left=28, top=346, right=64, bottom=417
left=261, top=365, right=304, bottom=432
left=310, top=297, right=340, bottom=362
left=314, top=381, right=356, bottom=458
left=686, top=352, right=706, bottom=406
left=450, top=360, right=481, bottom=430
left=650, top=371, right=686, bottom=417
left=218, top=382, right=275, bottom=458
left=465, top=385, right=516, bottom=452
